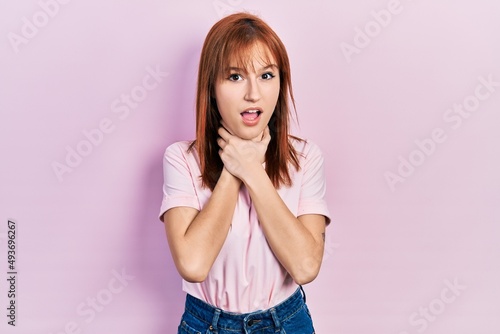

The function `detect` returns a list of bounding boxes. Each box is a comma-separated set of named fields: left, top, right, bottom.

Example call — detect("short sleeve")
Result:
left=158, top=142, right=201, bottom=222
left=297, top=141, right=332, bottom=225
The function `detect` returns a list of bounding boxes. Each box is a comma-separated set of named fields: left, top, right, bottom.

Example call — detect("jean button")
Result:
left=247, top=319, right=255, bottom=326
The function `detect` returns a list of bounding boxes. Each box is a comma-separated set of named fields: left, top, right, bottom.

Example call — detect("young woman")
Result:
left=159, top=12, right=331, bottom=334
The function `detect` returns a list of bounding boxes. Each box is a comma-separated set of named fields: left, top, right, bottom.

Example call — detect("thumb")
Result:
left=262, top=126, right=271, bottom=144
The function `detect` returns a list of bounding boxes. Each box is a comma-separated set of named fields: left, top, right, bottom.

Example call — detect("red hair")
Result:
left=190, top=12, right=301, bottom=190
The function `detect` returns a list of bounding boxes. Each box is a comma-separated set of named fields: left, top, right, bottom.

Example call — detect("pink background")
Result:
left=1, top=0, right=499, bottom=333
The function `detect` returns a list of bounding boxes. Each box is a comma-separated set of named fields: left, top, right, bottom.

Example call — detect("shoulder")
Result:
left=162, top=140, right=201, bottom=179
left=289, top=136, right=324, bottom=161
left=162, top=140, right=200, bottom=168
left=164, top=140, right=196, bottom=158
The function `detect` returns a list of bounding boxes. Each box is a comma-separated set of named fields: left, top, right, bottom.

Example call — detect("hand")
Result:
left=217, top=122, right=271, bottom=181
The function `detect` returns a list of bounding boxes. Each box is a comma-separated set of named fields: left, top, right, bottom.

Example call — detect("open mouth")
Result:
left=240, top=109, right=262, bottom=122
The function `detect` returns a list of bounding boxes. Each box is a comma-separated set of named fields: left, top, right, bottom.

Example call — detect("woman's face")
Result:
left=215, top=43, right=280, bottom=140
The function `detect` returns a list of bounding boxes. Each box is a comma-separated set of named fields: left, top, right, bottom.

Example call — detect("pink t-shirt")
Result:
left=159, top=138, right=331, bottom=313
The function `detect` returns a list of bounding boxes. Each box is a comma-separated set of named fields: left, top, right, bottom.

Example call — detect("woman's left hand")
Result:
left=217, top=122, right=271, bottom=182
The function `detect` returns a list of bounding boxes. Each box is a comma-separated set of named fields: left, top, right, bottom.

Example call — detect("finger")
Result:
left=218, top=126, right=231, bottom=141
left=220, top=120, right=234, bottom=135
left=250, top=131, right=263, bottom=142
left=262, top=126, right=271, bottom=144
left=217, top=137, right=226, bottom=149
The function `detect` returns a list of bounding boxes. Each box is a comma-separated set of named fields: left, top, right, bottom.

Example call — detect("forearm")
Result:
left=243, top=167, right=325, bottom=285
left=167, top=168, right=241, bottom=282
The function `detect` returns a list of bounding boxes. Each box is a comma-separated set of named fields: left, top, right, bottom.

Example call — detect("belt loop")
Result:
left=299, top=285, right=307, bottom=303
left=209, top=308, right=221, bottom=333
left=270, top=308, right=281, bottom=330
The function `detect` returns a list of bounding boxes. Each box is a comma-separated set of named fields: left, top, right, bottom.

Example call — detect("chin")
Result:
left=235, top=127, right=264, bottom=140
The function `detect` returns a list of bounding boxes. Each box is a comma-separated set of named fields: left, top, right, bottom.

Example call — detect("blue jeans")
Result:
left=177, top=287, right=316, bottom=334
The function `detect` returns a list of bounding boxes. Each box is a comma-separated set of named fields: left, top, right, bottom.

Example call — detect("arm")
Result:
left=163, top=166, right=241, bottom=283
left=243, top=169, right=326, bottom=285
left=217, top=127, right=328, bottom=285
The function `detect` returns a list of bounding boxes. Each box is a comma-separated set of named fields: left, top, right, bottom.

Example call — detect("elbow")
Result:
left=290, top=258, right=322, bottom=285
left=180, top=270, right=207, bottom=283
left=181, top=273, right=207, bottom=284
left=292, top=271, right=319, bottom=285
left=176, top=260, right=210, bottom=283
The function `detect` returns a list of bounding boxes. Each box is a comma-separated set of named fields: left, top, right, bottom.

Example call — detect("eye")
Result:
left=228, top=73, right=242, bottom=81
left=261, top=72, right=275, bottom=80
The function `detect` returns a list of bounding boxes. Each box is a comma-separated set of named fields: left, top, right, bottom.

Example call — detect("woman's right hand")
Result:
left=217, top=124, right=271, bottom=181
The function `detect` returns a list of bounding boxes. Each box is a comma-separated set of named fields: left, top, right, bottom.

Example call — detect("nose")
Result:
left=244, top=78, right=261, bottom=102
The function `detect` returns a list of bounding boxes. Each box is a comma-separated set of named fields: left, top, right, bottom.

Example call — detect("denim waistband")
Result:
left=183, top=286, right=306, bottom=332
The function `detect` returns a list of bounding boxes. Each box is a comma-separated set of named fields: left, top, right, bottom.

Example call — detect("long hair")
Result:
left=190, top=12, right=301, bottom=190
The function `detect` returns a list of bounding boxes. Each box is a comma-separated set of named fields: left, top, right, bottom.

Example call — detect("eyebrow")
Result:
left=227, top=64, right=278, bottom=73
